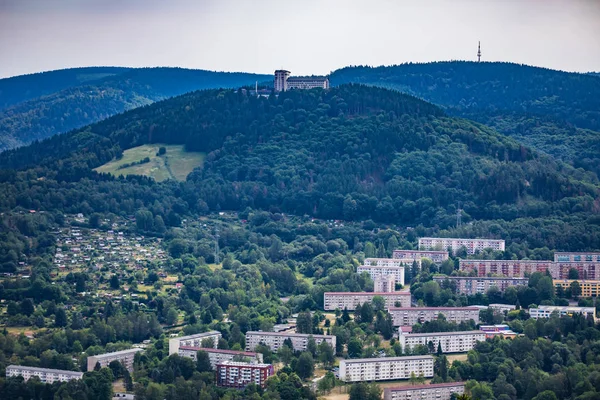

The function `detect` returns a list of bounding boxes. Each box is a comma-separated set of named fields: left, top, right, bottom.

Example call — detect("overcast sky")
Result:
left=0, top=0, right=599, bottom=78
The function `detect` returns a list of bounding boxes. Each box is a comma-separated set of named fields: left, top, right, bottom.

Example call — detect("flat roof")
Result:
left=89, top=348, right=143, bottom=358
left=385, top=382, right=466, bottom=392
left=246, top=331, right=334, bottom=338
left=534, top=306, right=595, bottom=311
left=358, top=265, right=405, bottom=269
left=388, top=307, right=479, bottom=311
left=459, top=259, right=551, bottom=263
left=179, top=346, right=257, bottom=356
left=433, top=276, right=529, bottom=281
left=555, top=252, right=600, bottom=255
left=216, top=361, right=271, bottom=368
left=393, top=250, right=449, bottom=254
left=400, top=330, right=484, bottom=337
left=419, top=237, right=504, bottom=241
left=341, top=355, right=434, bottom=364
left=7, top=365, right=83, bottom=376
left=325, top=292, right=410, bottom=296
left=172, top=331, right=221, bottom=341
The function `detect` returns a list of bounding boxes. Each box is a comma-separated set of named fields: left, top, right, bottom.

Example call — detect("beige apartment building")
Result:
left=323, top=291, right=411, bottom=311
left=339, top=355, right=434, bottom=382
left=87, top=348, right=142, bottom=372
left=433, top=275, right=529, bottom=295
left=459, top=259, right=554, bottom=278
left=398, top=330, right=486, bottom=353
left=419, top=238, right=505, bottom=254
left=168, top=331, right=222, bottom=355
left=374, top=275, right=396, bottom=292
left=384, top=382, right=466, bottom=400
left=178, top=346, right=263, bottom=368
left=388, top=307, right=480, bottom=327
left=357, top=265, right=405, bottom=286
left=245, top=331, right=336, bottom=352
left=393, top=250, right=449, bottom=264
left=6, top=365, right=83, bottom=383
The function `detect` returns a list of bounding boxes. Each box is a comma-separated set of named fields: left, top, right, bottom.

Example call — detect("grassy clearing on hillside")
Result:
left=94, top=144, right=204, bottom=182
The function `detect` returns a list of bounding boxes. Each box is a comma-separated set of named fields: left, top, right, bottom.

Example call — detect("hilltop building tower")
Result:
left=274, top=70, right=329, bottom=92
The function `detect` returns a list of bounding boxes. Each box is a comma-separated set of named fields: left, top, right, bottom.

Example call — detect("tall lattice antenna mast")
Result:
left=477, top=41, right=482, bottom=62
left=214, top=226, right=220, bottom=264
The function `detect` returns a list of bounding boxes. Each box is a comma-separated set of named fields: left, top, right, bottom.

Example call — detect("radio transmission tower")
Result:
left=214, top=226, right=220, bottom=264
left=477, top=41, right=482, bottom=62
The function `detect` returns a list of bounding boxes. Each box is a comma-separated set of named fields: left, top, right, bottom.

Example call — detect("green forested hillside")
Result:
left=330, top=62, right=600, bottom=174
left=0, top=67, right=271, bottom=150
left=0, top=85, right=598, bottom=249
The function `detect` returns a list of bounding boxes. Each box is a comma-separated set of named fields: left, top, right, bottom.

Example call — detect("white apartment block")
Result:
left=388, top=307, right=480, bottom=327
left=178, top=346, right=263, bottom=368
left=274, top=70, right=290, bottom=92
left=339, top=355, right=434, bottom=382
left=357, top=265, right=405, bottom=286
left=6, top=365, right=83, bottom=383
left=374, top=275, right=396, bottom=293
left=393, top=250, right=449, bottom=264
left=364, top=258, right=408, bottom=268
left=168, top=331, right=221, bottom=355
left=433, top=275, right=529, bottom=295
left=529, top=306, right=596, bottom=321
left=489, top=303, right=517, bottom=313
left=323, top=291, right=411, bottom=311
left=419, top=237, right=505, bottom=254
left=384, top=382, right=466, bottom=400
left=555, top=252, right=600, bottom=263
left=459, top=259, right=555, bottom=278
left=87, top=348, right=143, bottom=372
left=245, top=331, right=336, bottom=352
left=274, top=70, right=329, bottom=91
left=398, top=330, right=486, bottom=353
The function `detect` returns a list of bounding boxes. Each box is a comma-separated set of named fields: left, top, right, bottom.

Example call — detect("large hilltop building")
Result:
left=274, top=70, right=329, bottom=92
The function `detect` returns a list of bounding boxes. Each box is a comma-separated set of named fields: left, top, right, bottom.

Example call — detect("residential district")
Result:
left=4, top=230, right=600, bottom=399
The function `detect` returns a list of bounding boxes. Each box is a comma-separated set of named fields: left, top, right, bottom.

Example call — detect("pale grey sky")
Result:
left=0, top=0, right=599, bottom=78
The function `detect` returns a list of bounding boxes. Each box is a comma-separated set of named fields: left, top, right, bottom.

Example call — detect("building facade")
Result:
left=554, top=262, right=599, bottom=280
left=274, top=70, right=290, bottom=92
left=6, top=365, right=83, bottom=383
left=87, top=348, right=142, bottom=372
left=216, top=361, right=273, bottom=389
left=245, top=331, right=336, bottom=352
left=459, top=259, right=554, bottom=278
left=554, top=252, right=600, bottom=263
left=479, top=324, right=518, bottom=339
left=323, top=291, right=411, bottom=311
left=364, top=258, right=408, bottom=268
left=374, top=275, right=396, bottom=293
left=554, top=280, right=600, bottom=297
left=529, top=306, right=596, bottom=321
left=274, top=70, right=329, bottom=92
left=419, top=238, right=505, bottom=254
left=388, top=307, right=480, bottom=327
left=178, top=346, right=263, bottom=368
left=339, top=355, right=434, bottom=382
left=384, top=382, right=466, bottom=400
left=357, top=265, right=405, bottom=286
left=168, top=331, right=221, bottom=355
left=398, top=331, right=486, bottom=353
left=433, top=275, right=529, bottom=295
left=393, top=250, right=449, bottom=264
left=488, top=304, right=517, bottom=313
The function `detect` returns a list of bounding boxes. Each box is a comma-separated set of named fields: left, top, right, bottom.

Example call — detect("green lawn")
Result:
left=94, top=144, right=204, bottom=182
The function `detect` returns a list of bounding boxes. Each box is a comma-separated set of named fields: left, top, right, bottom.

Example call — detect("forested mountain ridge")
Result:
left=0, top=67, right=271, bottom=150
left=0, top=84, right=598, bottom=250
left=330, top=62, right=600, bottom=175
left=0, top=66, right=131, bottom=109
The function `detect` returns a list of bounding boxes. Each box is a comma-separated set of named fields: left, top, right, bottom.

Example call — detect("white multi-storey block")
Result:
left=459, top=259, right=555, bottom=278
left=419, top=237, right=505, bottom=255
left=168, top=331, right=221, bottom=355
left=357, top=265, right=405, bottom=286
left=388, top=307, right=480, bottom=327
left=274, top=70, right=329, bottom=92
left=554, top=252, right=600, bottom=263
left=6, top=365, right=83, bottom=383
left=529, top=306, right=596, bottom=321
left=384, top=382, right=466, bottom=400
left=178, top=346, right=263, bottom=368
left=433, top=275, right=529, bottom=295
left=245, top=331, right=336, bottom=352
left=87, top=348, right=142, bottom=372
left=393, top=250, right=449, bottom=264
left=339, top=355, right=434, bottom=382
left=323, top=291, right=411, bottom=311
left=398, top=330, right=486, bottom=353
left=364, top=258, right=408, bottom=268
left=374, top=275, right=396, bottom=292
